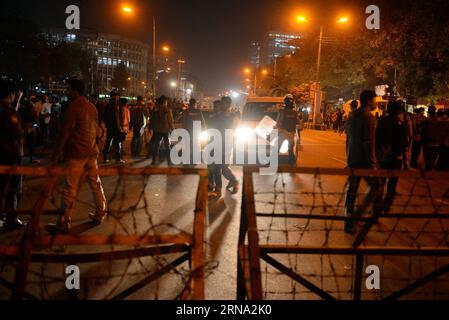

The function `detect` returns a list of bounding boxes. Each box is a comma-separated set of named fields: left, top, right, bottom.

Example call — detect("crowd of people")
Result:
left=0, top=79, right=243, bottom=232
left=344, top=90, right=449, bottom=234
left=2, top=77, right=449, bottom=233
left=324, top=108, right=346, bottom=133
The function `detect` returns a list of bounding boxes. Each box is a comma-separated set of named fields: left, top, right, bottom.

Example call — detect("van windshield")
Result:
left=242, top=102, right=284, bottom=121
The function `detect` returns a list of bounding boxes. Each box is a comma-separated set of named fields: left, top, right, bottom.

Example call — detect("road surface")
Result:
left=1, top=129, right=449, bottom=300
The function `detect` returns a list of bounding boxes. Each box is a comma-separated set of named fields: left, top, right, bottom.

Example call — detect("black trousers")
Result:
left=149, top=132, right=170, bottom=163
left=0, top=159, right=23, bottom=221
left=436, top=145, right=449, bottom=171
left=131, top=128, right=143, bottom=157
left=423, top=146, right=439, bottom=171
left=209, top=164, right=238, bottom=190
left=380, top=159, right=403, bottom=213
left=410, top=140, right=422, bottom=167
left=345, top=175, right=383, bottom=219
left=103, top=129, right=123, bottom=161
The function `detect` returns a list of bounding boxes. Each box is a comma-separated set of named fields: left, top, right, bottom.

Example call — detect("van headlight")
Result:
left=236, top=127, right=253, bottom=143
left=199, top=131, right=209, bottom=142
left=279, top=140, right=289, bottom=154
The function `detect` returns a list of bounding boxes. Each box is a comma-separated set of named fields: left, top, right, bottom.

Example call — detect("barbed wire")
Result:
left=252, top=171, right=449, bottom=300
left=0, top=168, right=216, bottom=300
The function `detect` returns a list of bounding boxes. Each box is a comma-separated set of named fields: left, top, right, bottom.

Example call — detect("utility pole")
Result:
left=253, top=72, right=258, bottom=96
left=273, top=56, right=278, bottom=78
left=177, top=59, right=185, bottom=100
left=152, top=16, right=157, bottom=101
left=312, top=26, right=324, bottom=127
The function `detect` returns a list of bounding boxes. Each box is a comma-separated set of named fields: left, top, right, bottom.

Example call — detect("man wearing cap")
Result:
left=276, top=94, right=300, bottom=165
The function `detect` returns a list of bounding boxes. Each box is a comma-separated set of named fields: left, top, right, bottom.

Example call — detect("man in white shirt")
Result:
left=40, top=95, right=52, bottom=146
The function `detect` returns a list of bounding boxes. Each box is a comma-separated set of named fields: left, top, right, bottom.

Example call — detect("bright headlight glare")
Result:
left=280, top=140, right=289, bottom=154
left=199, top=131, right=209, bottom=142
left=236, top=127, right=253, bottom=142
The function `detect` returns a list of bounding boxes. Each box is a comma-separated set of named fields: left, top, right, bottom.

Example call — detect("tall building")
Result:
left=248, top=41, right=261, bottom=69
left=262, top=31, right=301, bottom=66
left=93, top=33, right=149, bottom=96
left=42, top=29, right=150, bottom=96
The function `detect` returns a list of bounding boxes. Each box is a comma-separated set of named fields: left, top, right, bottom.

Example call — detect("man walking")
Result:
left=422, top=106, right=443, bottom=171
left=410, top=107, right=426, bottom=168
left=47, top=79, right=107, bottom=234
left=181, top=98, right=205, bottom=165
left=103, top=91, right=123, bottom=164
left=130, top=96, right=148, bottom=158
left=376, top=101, right=409, bottom=213
left=148, top=96, right=174, bottom=165
left=209, top=96, right=240, bottom=198
left=0, top=80, right=26, bottom=230
left=276, top=94, right=301, bottom=165
left=344, top=90, right=383, bottom=234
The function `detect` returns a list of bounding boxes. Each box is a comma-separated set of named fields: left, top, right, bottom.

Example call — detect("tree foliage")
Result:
left=0, top=15, right=94, bottom=91
left=259, top=0, right=449, bottom=102
left=111, top=61, right=130, bottom=93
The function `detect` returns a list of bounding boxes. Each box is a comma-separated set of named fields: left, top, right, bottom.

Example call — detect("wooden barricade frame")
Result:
left=0, top=165, right=208, bottom=300
left=237, top=165, right=449, bottom=300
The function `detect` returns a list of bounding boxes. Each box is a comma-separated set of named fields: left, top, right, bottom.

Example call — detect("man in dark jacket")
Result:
left=208, top=96, right=240, bottom=197
left=276, top=94, right=300, bottom=165
left=422, top=106, right=443, bottom=171
left=130, top=96, right=148, bottom=157
left=0, top=80, right=26, bottom=230
left=410, top=107, right=426, bottom=168
left=149, top=96, right=174, bottom=165
left=103, top=91, right=123, bottom=163
left=181, top=98, right=205, bottom=164
left=47, top=80, right=106, bottom=234
left=344, top=90, right=383, bottom=233
left=376, top=101, right=408, bottom=213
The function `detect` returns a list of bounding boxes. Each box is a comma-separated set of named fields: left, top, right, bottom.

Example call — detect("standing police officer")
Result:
left=276, top=94, right=300, bottom=165
left=181, top=98, right=205, bottom=165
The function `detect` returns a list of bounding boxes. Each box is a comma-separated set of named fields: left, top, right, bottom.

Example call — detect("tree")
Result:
left=0, top=15, right=97, bottom=93
left=259, top=0, right=449, bottom=102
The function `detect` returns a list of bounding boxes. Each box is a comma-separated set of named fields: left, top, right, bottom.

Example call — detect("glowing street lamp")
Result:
left=170, top=81, right=177, bottom=88
left=337, top=16, right=349, bottom=24
left=121, top=5, right=134, bottom=15
left=296, top=15, right=308, bottom=23
left=162, top=45, right=170, bottom=53
left=120, top=4, right=158, bottom=100
left=243, top=67, right=268, bottom=96
left=295, top=13, right=350, bottom=125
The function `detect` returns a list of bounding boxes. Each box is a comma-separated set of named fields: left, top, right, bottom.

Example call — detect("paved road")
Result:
left=2, top=129, right=449, bottom=300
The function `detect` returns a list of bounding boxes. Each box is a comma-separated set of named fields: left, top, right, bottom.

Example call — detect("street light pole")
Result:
left=254, top=72, right=257, bottom=96
left=273, top=56, right=277, bottom=78
left=313, top=25, right=324, bottom=126
left=152, top=16, right=157, bottom=101
left=177, top=59, right=185, bottom=100
left=316, top=26, right=323, bottom=82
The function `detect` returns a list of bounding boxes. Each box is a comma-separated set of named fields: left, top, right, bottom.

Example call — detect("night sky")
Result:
left=4, top=0, right=373, bottom=95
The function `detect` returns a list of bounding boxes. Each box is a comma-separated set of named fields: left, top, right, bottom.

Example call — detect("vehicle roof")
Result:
left=245, top=96, right=285, bottom=103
